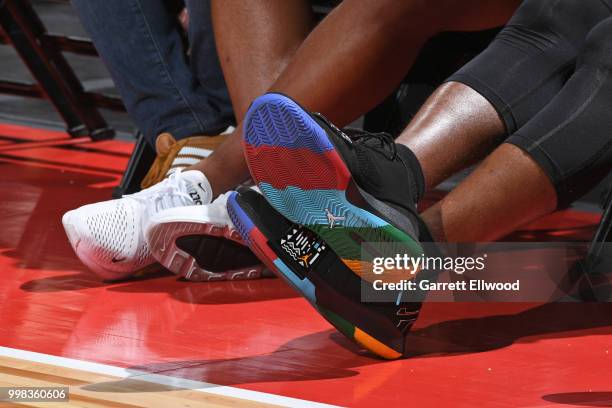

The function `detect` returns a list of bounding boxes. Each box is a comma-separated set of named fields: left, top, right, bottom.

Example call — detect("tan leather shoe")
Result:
left=141, top=132, right=227, bottom=189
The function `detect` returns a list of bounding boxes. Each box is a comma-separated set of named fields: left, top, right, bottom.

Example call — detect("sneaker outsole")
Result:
left=146, top=220, right=265, bottom=282
left=227, top=191, right=404, bottom=360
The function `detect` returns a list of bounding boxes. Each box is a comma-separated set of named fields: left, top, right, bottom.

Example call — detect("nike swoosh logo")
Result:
left=197, top=183, right=208, bottom=193
left=111, top=256, right=126, bottom=263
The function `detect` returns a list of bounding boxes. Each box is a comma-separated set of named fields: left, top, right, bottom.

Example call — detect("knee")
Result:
left=580, top=17, right=612, bottom=70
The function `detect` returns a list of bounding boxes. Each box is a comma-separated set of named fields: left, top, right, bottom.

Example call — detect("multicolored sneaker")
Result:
left=141, top=130, right=232, bottom=189
left=145, top=192, right=266, bottom=282
left=227, top=188, right=424, bottom=359
left=243, top=92, right=426, bottom=277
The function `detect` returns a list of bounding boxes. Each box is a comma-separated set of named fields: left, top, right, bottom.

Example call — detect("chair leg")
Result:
left=564, top=177, right=612, bottom=301
left=113, top=132, right=156, bottom=198
left=0, top=0, right=114, bottom=140
left=585, top=181, right=612, bottom=274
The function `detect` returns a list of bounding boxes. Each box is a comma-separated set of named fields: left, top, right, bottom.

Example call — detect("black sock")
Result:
left=396, top=144, right=426, bottom=204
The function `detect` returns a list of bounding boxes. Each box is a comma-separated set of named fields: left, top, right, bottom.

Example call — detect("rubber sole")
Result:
left=243, top=93, right=421, bottom=274
left=227, top=191, right=403, bottom=360
left=146, top=220, right=265, bottom=282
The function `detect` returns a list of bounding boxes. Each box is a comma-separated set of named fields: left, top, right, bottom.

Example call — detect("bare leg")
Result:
left=396, top=82, right=506, bottom=189
left=391, top=81, right=555, bottom=243
left=421, top=144, right=557, bottom=242
left=211, top=0, right=314, bottom=122
left=197, top=0, right=313, bottom=194
left=192, top=0, right=518, bottom=196
left=392, top=82, right=556, bottom=243
left=271, top=0, right=519, bottom=126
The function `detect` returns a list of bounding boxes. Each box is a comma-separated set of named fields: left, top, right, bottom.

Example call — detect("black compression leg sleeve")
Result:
left=447, top=0, right=612, bottom=137
left=506, top=16, right=612, bottom=207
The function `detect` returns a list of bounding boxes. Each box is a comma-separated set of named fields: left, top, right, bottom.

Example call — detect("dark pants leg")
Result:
left=184, top=0, right=233, bottom=129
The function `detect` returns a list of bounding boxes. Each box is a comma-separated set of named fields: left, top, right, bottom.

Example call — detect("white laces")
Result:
left=126, top=169, right=194, bottom=215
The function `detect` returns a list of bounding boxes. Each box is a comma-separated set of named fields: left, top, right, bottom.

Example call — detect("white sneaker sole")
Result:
left=146, top=212, right=266, bottom=282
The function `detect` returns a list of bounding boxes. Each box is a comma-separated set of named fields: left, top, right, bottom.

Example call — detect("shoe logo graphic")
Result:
left=397, top=308, right=420, bottom=317
left=278, top=225, right=328, bottom=272
left=111, top=256, right=126, bottom=263
left=298, top=253, right=312, bottom=265
left=197, top=182, right=209, bottom=194
left=189, top=190, right=203, bottom=205
left=396, top=308, right=419, bottom=330
left=339, top=130, right=353, bottom=144
left=325, top=208, right=345, bottom=228
left=324, top=118, right=352, bottom=144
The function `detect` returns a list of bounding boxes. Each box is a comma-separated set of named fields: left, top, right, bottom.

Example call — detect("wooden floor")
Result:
left=2, top=122, right=612, bottom=408
left=0, top=354, right=273, bottom=408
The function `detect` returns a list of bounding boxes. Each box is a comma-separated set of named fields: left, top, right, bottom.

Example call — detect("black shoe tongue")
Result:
left=180, top=170, right=212, bottom=205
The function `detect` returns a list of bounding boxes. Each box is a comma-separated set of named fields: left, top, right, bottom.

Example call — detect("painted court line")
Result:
left=0, top=346, right=341, bottom=408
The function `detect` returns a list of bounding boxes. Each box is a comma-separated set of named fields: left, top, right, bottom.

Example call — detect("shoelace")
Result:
left=350, top=131, right=398, bottom=160
left=127, top=169, right=194, bottom=214
left=311, top=112, right=398, bottom=160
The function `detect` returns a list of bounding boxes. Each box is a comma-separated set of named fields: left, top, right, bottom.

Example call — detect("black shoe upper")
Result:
left=310, top=113, right=427, bottom=240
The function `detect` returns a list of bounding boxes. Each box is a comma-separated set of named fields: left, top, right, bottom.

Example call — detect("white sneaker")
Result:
left=145, top=192, right=266, bottom=282
left=62, top=170, right=212, bottom=280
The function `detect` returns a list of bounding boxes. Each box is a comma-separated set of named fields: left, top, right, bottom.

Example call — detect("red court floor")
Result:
left=1, top=123, right=612, bottom=407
